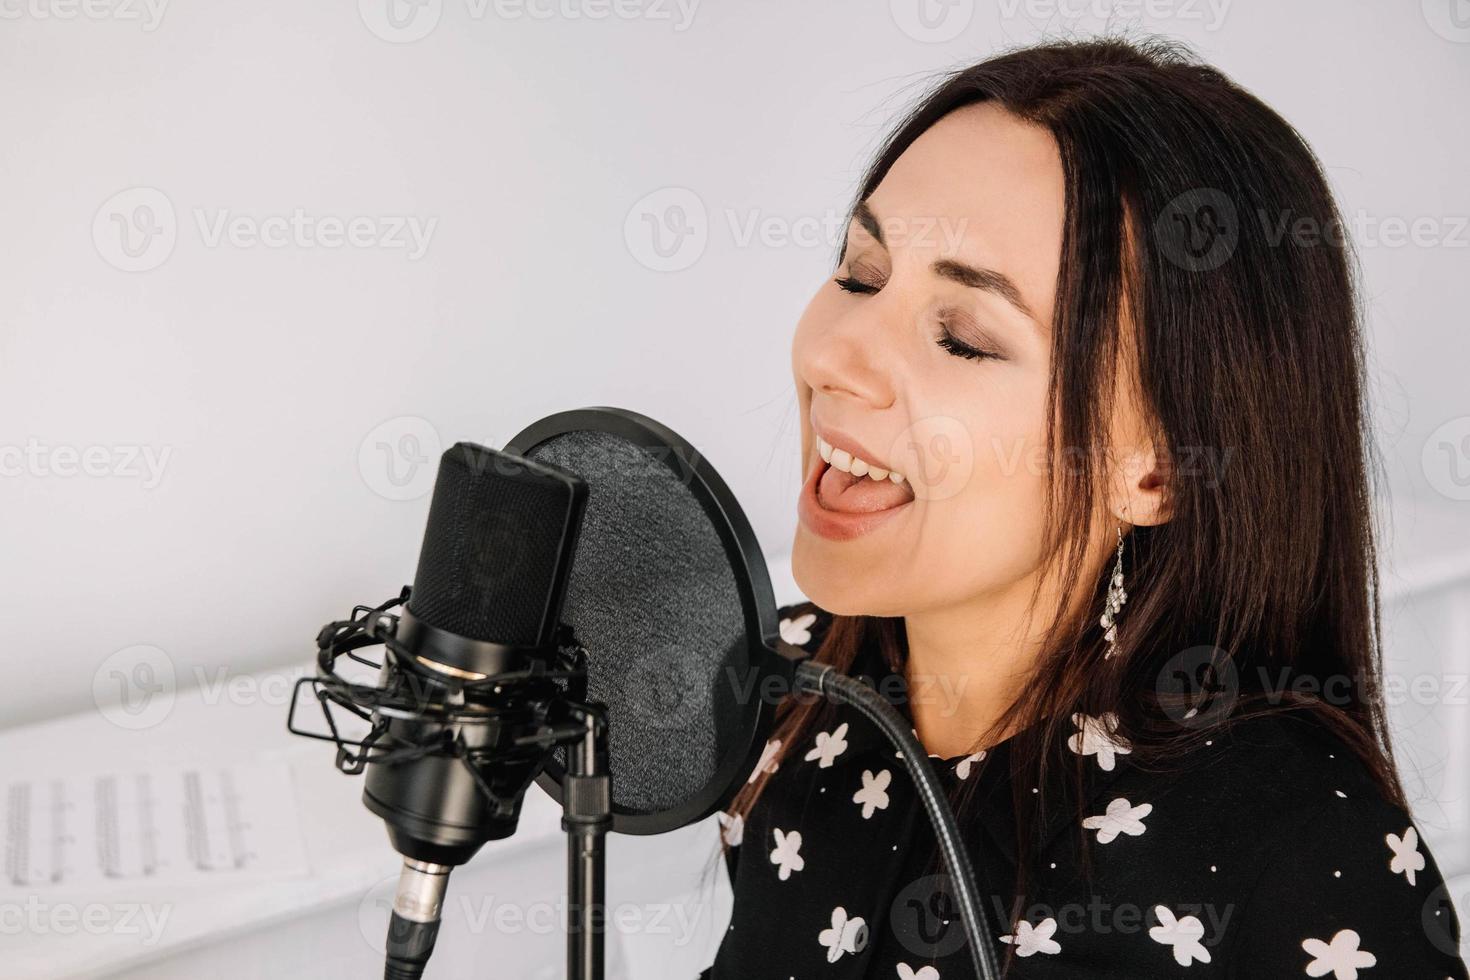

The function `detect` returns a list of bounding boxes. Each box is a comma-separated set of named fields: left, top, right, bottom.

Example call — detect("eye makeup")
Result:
left=935, top=308, right=1006, bottom=361
left=831, top=245, right=1008, bottom=363
left=832, top=256, right=887, bottom=294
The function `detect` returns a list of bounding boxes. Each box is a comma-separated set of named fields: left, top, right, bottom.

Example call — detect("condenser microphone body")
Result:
left=364, top=441, right=588, bottom=865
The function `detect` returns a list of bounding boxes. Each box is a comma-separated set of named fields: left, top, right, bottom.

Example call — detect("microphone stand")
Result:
left=561, top=707, right=611, bottom=980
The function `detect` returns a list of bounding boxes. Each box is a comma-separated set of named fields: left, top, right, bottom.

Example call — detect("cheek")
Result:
left=908, top=382, right=1053, bottom=591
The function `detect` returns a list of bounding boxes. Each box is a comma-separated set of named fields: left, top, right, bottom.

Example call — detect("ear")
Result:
left=1106, top=438, right=1173, bottom=528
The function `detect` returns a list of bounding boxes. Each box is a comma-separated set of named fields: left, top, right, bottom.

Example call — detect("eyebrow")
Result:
left=851, top=200, right=1038, bottom=323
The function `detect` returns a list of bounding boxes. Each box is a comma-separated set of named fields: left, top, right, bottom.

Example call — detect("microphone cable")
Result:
left=795, top=660, right=1003, bottom=980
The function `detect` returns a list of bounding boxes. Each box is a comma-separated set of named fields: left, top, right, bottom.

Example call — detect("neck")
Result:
left=902, top=575, right=1052, bottom=759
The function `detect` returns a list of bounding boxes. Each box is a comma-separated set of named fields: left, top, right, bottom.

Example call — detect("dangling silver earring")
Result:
left=1101, top=525, right=1127, bottom=658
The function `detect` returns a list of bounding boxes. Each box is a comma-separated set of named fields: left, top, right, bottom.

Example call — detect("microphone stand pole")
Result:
left=561, top=706, right=611, bottom=980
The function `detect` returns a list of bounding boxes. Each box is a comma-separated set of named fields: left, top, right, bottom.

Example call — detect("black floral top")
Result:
left=701, top=602, right=1468, bottom=979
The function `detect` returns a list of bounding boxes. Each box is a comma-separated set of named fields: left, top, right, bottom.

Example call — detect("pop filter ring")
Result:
left=505, top=406, right=786, bottom=836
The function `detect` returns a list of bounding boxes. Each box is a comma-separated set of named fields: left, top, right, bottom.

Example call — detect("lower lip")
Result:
left=797, top=459, right=914, bottom=542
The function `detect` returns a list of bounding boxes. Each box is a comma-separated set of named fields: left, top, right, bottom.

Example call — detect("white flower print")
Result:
left=770, top=827, right=805, bottom=881
left=817, top=906, right=868, bottom=963
left=1386, top=826, right=1425, bottom=886
left=747, top=738, right=781, bottom=784
left=1082, top=797, right=1153, bottom=844
left=717, top=810, right=744, bottom=847
left=780, top=611, right=818, bottom=646
left=1302, top=929, right=1376, bottom=979
left=1067, top=712, right=1132, bottom=771
left=1149, top=906, right=1211, bottom=966
left=999, top=917, right=1061, bottom=957
left=853, top=768, right=892, bottom=819
left=805, top=722, right=850, bottom=768
left=897, top=964, right=941, bottom=979
left=955, top=750, right=986, bottom=780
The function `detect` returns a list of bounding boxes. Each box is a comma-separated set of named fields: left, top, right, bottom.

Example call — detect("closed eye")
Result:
left=937, top=327, right=1004, bottom=361
left=833, top=274, right=882, bottom=295
left=834, top=264, right=1004, bottom=362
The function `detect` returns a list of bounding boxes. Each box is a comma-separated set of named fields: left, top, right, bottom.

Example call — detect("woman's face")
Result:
left=790, top=102, right=1068, bottom=618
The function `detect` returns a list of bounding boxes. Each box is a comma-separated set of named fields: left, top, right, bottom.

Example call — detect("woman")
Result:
left=702, top=37, right=1468, bottom=979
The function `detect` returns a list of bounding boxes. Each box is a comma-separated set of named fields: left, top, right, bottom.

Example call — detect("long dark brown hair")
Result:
left=726, top=34, right=1404, bottom=951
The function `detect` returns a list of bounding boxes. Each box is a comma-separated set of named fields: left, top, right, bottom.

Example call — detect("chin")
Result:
left=790, top=530, right=903, bottom=618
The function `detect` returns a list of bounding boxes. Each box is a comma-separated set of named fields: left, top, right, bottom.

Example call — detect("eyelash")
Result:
left=833, top=274, right=880, bottom=295
left=935, top=332, right=1000, bottom=361
left=832, top=274, right=1003, bottom=361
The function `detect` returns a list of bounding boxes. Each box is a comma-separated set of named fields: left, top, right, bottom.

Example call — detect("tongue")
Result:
left=818, top=464, right=916, bottom=514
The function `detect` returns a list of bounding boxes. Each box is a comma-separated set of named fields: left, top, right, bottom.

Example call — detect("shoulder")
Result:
left=1084, top=711, right=1466, bottom=975
left=1102, top=709, right=1427, bottom=875
left=1113, top=710, right=1386, bottom=823
left=1067, top=709, right=1412, bottom=871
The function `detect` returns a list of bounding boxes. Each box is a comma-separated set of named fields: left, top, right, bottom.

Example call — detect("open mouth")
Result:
left=811, top=432, right=918, bottom=515
left=797, top=429, right=918, bottom=541
left=815, top=458, right=917, bottom=514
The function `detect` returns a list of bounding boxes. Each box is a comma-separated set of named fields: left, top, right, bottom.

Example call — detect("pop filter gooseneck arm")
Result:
left=784, top=656, right=1003, bottom=980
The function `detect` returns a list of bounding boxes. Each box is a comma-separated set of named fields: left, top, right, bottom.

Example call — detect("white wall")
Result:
left=1, top=0, right=1466, bottom=965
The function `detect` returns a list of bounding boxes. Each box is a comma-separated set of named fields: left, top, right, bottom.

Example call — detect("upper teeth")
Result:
left=818, top=437, right=906, bottom=484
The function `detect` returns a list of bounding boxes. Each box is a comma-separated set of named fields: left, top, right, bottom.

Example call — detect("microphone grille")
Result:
left=408, top=442, right=586, bottom=647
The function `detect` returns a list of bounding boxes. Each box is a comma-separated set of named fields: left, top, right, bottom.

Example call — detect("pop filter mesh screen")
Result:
left=526, top=430, right=747, bottom=815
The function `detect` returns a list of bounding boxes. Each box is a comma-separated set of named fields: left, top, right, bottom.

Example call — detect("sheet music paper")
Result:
left=2, top=761, right=309, bottom=891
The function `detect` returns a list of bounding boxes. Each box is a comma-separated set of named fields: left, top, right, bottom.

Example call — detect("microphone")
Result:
left=366, top=440, right=588, bottom=861
left=291, top=440, right=593, bottom=979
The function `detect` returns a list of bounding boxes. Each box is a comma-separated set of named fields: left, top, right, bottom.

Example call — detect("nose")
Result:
left=796, top=308, right=898, bottom=411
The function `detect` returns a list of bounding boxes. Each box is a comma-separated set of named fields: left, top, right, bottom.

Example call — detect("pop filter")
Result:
left=508, top=407, right=1000, bottom=980
left=505, top=407, right=784, bottom=835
